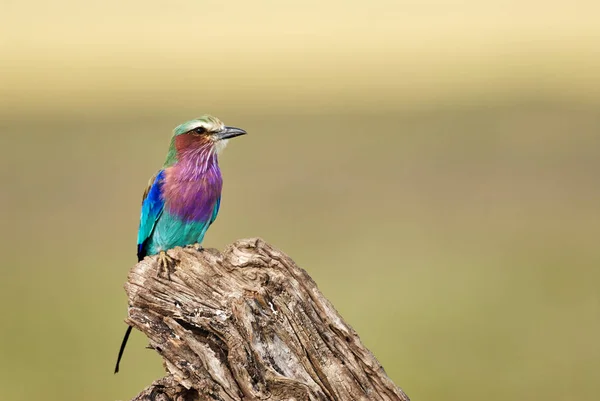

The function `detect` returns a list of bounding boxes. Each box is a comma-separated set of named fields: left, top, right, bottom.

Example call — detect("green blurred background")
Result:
left=2, top=1, right=600, bottom=400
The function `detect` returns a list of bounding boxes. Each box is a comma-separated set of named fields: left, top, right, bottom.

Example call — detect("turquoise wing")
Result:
left=137, top=170, right=166, bottom=261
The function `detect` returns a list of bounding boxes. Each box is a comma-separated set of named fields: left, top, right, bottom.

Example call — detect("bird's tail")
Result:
left=114, top=325, right=133, bottom=374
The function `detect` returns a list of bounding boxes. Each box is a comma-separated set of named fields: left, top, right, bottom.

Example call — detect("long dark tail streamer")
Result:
left=114, top=325, right=133, bottom=373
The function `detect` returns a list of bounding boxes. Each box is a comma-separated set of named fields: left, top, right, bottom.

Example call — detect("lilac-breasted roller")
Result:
left=114, top=115, right=247, bottom=373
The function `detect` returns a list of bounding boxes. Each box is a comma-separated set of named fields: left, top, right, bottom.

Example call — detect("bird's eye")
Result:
left=193, top=127, right=207, bottom=135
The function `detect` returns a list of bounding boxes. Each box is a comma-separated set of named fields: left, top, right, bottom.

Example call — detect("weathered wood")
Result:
left=126, top=238, right=409, bottom=401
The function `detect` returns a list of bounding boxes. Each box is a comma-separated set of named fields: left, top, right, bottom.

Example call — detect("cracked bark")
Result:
left=125, top=238, right=410, bottom=401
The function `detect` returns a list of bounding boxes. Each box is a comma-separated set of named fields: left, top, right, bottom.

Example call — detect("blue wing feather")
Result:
left=137, top=170, right=166, bottom=261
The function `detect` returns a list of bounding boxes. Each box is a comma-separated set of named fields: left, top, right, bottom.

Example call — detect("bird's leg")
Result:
left=157, top=251, right=178, bottom=280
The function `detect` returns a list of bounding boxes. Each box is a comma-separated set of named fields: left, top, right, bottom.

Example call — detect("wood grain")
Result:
left=125, top=238, right=409, bottom=401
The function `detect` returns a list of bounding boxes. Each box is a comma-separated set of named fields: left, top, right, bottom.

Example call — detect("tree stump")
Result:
left=124, top=238, right=410, bottom=401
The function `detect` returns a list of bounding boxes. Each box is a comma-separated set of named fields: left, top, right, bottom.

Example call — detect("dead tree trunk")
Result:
left=125, top=238, right=410, bottom=401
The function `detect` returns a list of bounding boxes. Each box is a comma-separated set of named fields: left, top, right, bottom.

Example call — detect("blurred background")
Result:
left=2, top=1, right=600, bottom=400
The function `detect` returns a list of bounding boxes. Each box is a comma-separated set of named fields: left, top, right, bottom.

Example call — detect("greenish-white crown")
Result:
left=173, top=115, right=225, bottom=136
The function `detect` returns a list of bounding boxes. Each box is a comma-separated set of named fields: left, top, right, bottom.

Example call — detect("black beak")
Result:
left=217, top=126, right=247, bottom=140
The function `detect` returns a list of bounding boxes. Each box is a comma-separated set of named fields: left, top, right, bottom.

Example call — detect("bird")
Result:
left=114, top=115, right=247, bottom=373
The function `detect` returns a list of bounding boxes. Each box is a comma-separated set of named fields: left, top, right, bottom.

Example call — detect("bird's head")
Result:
left=164, top=115, right=247, bottom=166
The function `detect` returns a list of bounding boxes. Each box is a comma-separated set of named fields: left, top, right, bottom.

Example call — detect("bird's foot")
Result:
left=157, top=251, right=178, bottom=280
left=185, top=243, right=204, bottom=252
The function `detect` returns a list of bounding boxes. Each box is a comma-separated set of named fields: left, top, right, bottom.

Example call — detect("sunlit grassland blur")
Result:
left=2, top=1, right=600, bottom=400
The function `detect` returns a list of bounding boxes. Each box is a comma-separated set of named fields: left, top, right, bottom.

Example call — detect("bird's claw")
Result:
left=157, top=251, right=178, bottom=280
left=185, top=243, right=204, bottom=252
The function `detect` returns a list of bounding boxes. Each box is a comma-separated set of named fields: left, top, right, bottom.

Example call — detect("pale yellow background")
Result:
left=2, top=1, right=599, bottom=400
